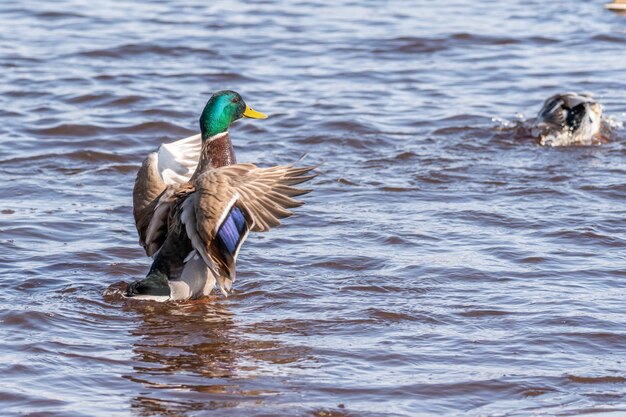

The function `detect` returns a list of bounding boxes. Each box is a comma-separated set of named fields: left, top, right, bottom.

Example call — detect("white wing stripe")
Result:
left=213, top=193, right=240, bottom=234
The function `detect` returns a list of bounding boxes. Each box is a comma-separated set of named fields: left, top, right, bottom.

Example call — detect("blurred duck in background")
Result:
left=531, top=92, right=608, bottom=146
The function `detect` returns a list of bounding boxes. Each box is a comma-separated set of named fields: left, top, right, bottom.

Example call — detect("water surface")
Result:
left=1, top=1, right=625, bottom=416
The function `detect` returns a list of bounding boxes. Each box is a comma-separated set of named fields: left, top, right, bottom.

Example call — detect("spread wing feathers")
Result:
left=560, top=93, right=592, bottom=109
left=133, top=134, right=202, bottom=256
left=538, top=93, right=595, bottom=128
left=199, top=163, right=316, bottom=233
left=133, top=134, right=202, bottom=257
left=138, top=184, right=194, bottom=257
left=157, top=133, right=202, bottom=185
left=538, top=97, right=567, bottom=127
left=180, top=163, right=316, bottom=295
left=133, top=153, right=167, bottom=240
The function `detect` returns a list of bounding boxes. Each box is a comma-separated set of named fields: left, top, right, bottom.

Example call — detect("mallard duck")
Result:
left=531, top=92, right=606, bottom=146
left=127, top=90, right=316, bottom=301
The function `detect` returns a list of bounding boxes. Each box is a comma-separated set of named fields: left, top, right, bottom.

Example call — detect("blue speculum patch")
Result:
left=217, top=206, right=247, bottom=255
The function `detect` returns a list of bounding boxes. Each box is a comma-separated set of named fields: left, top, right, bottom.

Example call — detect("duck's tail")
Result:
left=126, top=270, right=171, bottom=301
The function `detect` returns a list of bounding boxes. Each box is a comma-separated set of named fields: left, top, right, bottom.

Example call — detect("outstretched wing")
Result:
left=138, top=184, right=194, bottom=257
left=560, top=92, right=593, bottom=109
left=133, top=152, right=166, bottom=242
left=537, top=96, right=567, bottom=128
left=180, top=163, right=316, bottom=295
left=133, top=133, right=201, bottom=256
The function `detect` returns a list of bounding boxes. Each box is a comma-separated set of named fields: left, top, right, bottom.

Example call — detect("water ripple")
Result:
left=1, top=0, right=625, bottom=416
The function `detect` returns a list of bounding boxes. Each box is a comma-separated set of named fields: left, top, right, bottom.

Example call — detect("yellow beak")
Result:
left=243, top=105, right=268, bottom=119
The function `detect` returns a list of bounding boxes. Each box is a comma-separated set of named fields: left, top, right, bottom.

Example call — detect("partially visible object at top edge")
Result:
left=605, top=0, right=626, bottom=11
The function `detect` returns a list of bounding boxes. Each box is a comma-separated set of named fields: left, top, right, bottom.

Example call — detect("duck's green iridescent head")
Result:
left=199, top=90, right=267, bottom=139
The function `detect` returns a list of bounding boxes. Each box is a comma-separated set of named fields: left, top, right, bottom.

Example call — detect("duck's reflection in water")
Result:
left=122, top=298, right=303, bottom=416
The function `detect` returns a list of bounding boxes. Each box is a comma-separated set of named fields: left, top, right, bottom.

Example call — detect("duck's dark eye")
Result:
left=232, top=97, right=240, bottom=104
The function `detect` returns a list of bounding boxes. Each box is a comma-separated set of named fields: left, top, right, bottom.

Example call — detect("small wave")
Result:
left=76, top=44, right=220, bottom=59
left=0, top=150, right=130, bottom=165
left=25, top=123, right=107, bottom=137
left=35, top=11, right=86, bottom=19
left=372, top=33, right=554, bottom=56
left=567, top=375, right=626, bottom=384
left=591, top=34, right=626, bottom=44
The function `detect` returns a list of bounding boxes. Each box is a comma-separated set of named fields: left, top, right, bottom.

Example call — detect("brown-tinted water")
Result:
left=1, top=1, right=625, bottom=416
